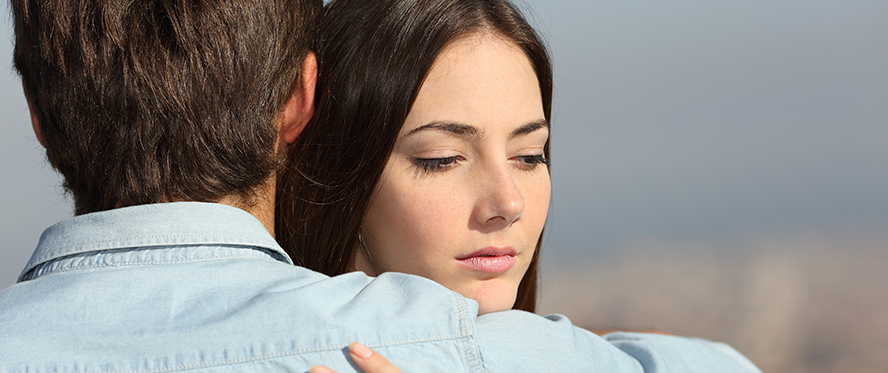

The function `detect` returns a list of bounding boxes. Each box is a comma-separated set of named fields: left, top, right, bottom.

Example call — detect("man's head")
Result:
left=13, top=0, right=322, bottom=215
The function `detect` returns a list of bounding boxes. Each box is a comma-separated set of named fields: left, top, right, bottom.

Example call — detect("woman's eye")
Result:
left=515, top=154, right=549, bottom=170
left=413, top=156, right=462, bottom=172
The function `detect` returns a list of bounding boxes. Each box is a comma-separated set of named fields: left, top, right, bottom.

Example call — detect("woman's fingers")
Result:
left=307, top=343, right=403, bottom=373
left=348, top=342, right=404, bottom=373
left=308, top=365, right=336, bottom=373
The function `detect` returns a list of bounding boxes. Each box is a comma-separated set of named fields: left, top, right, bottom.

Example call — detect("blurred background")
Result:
left=2, top=1, right=886, bottom=372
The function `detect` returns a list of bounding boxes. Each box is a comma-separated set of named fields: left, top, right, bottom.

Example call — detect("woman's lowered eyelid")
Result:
left=516, top=154, right=549, bottom=168
left=412, top=155, right=463, bottom=172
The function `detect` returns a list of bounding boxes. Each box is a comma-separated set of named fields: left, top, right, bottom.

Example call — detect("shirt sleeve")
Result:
left=474, top=312, right=644, bottom=372
left=603, top=331, right=763, bottom=373
left=474, top=312, right=762, bottom=372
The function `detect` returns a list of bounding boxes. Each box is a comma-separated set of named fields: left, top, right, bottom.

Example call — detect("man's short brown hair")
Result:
left=12, top=0, right=322, bottom=215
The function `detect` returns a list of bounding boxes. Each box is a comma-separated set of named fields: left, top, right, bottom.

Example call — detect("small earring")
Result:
left=358, top=231, right=373, bottom=263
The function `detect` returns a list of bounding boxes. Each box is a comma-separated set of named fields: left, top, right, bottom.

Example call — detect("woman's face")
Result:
left=355, top=33, right=550, bottom=314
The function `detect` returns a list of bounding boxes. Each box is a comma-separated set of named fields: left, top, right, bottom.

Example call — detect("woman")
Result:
left=276, top=0, right=552, bottom=315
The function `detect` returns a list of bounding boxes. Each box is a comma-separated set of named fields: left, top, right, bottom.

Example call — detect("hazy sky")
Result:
left=532, top=1, right=888, bottom=254
left=2, top=0, right=887, bottom=288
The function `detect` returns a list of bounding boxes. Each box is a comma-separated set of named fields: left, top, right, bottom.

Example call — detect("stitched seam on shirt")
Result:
left=455, top=291, right=482, bottom=373
left=28, top=254, right=276, bottom=278
left=82, top=334, right=474, bottom=373
left=35, top=234, right=274, bottom=256
left=457, top=293, right=471, bottom=371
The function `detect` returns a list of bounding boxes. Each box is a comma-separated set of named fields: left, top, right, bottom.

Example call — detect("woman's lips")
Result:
left=457, top=247, right=517, bottom=274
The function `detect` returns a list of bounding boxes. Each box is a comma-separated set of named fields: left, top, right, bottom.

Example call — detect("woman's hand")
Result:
left=309, top=342, right=403, bottom=373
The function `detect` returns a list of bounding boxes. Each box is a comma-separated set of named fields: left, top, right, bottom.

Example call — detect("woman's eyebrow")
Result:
left=510, top=119, right=549, bottom=138
left=403, top=119, right=548, bottom=139
left=404, top=121, right=482, bottom=139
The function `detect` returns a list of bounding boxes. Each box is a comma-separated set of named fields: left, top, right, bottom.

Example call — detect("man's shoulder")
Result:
left=0, top=202, right=480, bottom=371
left=0, top=261, right=476, bottom=372
left=0, top=266, right=761, bottom=372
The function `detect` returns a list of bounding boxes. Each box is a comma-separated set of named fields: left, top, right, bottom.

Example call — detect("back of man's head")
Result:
left=12, top=0, right=322, bottom=215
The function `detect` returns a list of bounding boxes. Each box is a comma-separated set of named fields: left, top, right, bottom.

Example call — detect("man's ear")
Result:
left=24, top=84, right=46, bottom=148
left=279, top=51, right=318, bottom=145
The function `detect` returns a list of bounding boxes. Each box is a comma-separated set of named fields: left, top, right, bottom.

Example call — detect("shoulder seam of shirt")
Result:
left=56, top=335, right=475, bottom=373
left=19, top=251, right=281, bottom=282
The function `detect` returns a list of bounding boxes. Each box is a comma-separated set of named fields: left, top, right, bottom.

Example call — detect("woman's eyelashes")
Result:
left=413, top=156, right=463, bottom=172
left=514, top=154, right=549, bottom=170
left=411, top=153, right=548, bottom=174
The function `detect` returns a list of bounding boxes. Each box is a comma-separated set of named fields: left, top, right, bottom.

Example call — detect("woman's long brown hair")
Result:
left=276, top=0, right=552, bottom=312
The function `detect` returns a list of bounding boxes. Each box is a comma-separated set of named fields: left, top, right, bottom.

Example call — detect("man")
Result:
left=0, top=0, right=760, bottom=371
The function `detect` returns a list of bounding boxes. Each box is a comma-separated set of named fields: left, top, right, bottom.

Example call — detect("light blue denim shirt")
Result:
left=0, top=202, right=760, bottom=372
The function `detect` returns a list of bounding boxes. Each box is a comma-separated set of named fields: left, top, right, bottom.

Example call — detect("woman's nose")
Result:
left=473, top=167, right=524, bottom=230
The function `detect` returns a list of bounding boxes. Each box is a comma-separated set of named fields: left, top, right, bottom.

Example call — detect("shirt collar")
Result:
left=20, top=202, right=292, bottom=281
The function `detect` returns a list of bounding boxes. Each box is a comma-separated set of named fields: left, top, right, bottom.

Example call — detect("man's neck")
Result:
left=216, top=176, right=277, bottom=238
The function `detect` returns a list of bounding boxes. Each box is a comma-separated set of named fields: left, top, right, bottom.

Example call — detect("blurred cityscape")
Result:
left=538, top=227, right=888, bottom=373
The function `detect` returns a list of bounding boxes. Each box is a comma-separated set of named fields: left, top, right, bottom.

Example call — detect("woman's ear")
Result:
left=279, top=51, right=318, bottom=145
left=24, top=84, right=46, bottom=148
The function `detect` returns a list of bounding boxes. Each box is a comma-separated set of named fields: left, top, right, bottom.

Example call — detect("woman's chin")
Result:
left=476, top=302, right=512, bottom=315
left=457, top=281, right=519, bottom=315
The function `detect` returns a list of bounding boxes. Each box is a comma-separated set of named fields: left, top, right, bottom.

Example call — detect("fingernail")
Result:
left=349, top=341, right=373, bottom=359
left=309, top=365, right=334, bottom=373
